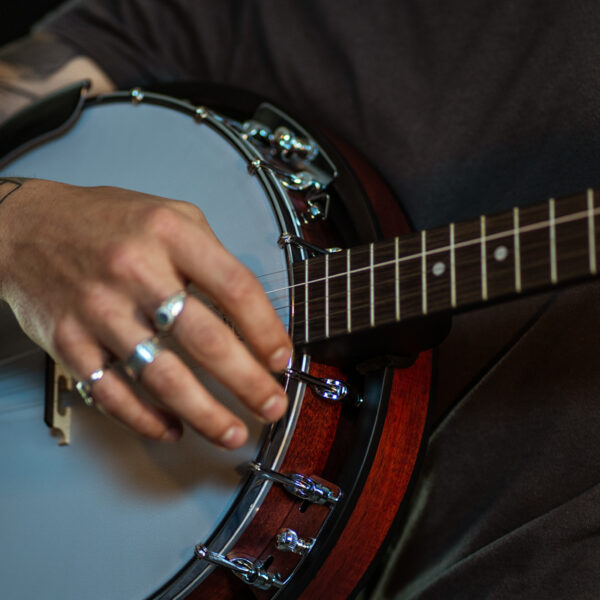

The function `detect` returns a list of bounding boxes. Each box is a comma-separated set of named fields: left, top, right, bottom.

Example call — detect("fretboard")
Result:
left=292, top=189, right=600, bottom=345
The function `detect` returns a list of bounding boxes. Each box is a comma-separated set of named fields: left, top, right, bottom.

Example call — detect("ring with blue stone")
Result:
left=153, top=291, right=187, bottom=332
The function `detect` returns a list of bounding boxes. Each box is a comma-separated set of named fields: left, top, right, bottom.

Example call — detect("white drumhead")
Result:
left=0, top=98, right=290, bottom=599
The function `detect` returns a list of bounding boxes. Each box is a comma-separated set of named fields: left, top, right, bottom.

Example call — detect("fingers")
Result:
left=81, top=288, right=259, bottom=448
left=169, top=294, right=289, bottom=422
left=164, top=218, right=292, bottom=371
left=52, top=315, right=182, bottom=442
left=24, top=189, right=294, bottom=449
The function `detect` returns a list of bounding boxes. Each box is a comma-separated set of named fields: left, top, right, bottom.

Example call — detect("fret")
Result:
left=554, top=192, right=592, bottom=283
left=588, top=189, right=597, bottom=275
left=394, top=237, right=400, bottom=320
left=480, top=215, right=488, bottom=301
left=369, top=243, right=375, bottom=327
left=324, top=250, right=348, bottom=338
left=346, top=249, right=352, bottom=332
left=422, top=224, right=452, bottom=314
left=324, top=254, right=330, bottom=338
left=549, top=199, right=557, bottom=284
left=290, top=259, right=310, bottom=345
left=304, top=260, right=309, bottom=343
left=348, top=245, right=372, bottom=331
left=513, top=207, right=522, bottom=293
left=396, top=232, right=424, bottom=319
left=293, top=188, right=600, bottom=348
left=421, top=231, right=428, bottom=314
left=372, top=239, right=397, bottom=328
left=452, top=218, right=483, bottom=308
left=485, top=210, right=516, bottom=301
left=518, top=202, right=553, bottom=292
left=306, top=255, right=326, bottom=342
left=449, top=223, right=457, bottom=308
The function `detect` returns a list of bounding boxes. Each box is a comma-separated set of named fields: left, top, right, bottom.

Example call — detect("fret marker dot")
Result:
left=432, top=261, right=446, bottom=277
left=494, top=246, right=508, bottom=262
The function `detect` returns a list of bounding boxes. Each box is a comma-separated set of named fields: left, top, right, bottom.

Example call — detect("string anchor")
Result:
left=277, top=232, right=342, bottom=256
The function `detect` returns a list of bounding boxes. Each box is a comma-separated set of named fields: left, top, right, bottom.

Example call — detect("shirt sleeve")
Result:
left=35, top=0, right=243, bottom=88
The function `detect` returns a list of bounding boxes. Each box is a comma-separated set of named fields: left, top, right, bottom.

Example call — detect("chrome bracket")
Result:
left=284, top=368, right=364, bottom=407
left=277, top=232, right=341, bottom=256
left=276, top=529, right=315, bottom=556
left=248, top=159, right=326, bottom=193
left=130, top=87, right=144, bottom=104
left=270, top=126, right=317, bottom=161
left=194, top=105, right=210, bottom=122
left=194, top=545, right=284, bottom=590
left=248, top=461, right=341, bottom=505
left=242, top=122, right=318, bottom=163
left=300, top=192, right=331, bottom=223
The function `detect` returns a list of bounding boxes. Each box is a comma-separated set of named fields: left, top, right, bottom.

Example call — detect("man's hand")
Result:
left=0, top=179, right=292, bottom=447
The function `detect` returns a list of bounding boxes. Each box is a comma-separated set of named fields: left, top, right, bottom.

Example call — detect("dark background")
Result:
left=1, top=1, right=65, bottom=46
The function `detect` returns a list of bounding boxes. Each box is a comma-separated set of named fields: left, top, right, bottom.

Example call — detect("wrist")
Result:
left=0, top=176, right=33, bottom=299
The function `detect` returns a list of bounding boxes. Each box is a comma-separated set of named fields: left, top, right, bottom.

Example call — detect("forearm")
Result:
left=0, top=33, right=115, bottom=125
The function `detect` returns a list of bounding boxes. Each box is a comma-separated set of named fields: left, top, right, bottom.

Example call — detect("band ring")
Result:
left=124, top=337, right=162, bottom=379
left=75, top=368, right=106, bottom=407
left=153, top=291, right=187, bottom=332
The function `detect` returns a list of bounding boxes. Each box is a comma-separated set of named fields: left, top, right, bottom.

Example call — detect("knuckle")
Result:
left=141, top=204, right=181, bottom=240
left=146, top=353, right=186, bottom=396
left=127, top=406, right=165, bottom=440
left=190, top=320, right=230, bottom=360
left=94, top=384, right=124, bottom=415
left=103, top=240, right=141, bottom=280
left=79, top=283, right=114, bottom=321
left=190, top=402, right=215, bottom=428
left=221, top=267, right=257, bottom=305
left=51, top=317, right=81, bottom=357
left=240, top=372, right=272, bottom=405
left=174, top=200, right=207, bottom=224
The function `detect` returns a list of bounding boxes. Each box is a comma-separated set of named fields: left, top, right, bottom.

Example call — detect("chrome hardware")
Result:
left=276, top=529, right=315, bottom=556
left=241, top=119, right=271, bottom=144
left=248, top=461, right=341, bottom=505
left=284, top=368, right=363, bottom=407
left=300, top=193, right=331, bottom=223
left=242, top=122, right=317, bottom=163
left=194, top=545, right=284, bottom=590
left=194, top=106, right=209, bottom=122
left=271, top=126, right=317, bottom=161
left=277, top=232, right=341, bottom=256
left=248, top=159, right=326, bottom=193
left=130, top=87, right=144, bottom=104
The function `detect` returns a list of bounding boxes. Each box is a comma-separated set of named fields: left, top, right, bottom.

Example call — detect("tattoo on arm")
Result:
left=0, top=177, right=28, bottom=204
left=0, top=34, right=82, bottom=123
left=0, top=35, right=81, bottom=80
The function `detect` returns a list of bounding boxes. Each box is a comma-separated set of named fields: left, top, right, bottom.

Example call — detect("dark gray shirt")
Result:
left=40, top=2, right=600, bottom=598
left=42, top=0, right=600, bottom=230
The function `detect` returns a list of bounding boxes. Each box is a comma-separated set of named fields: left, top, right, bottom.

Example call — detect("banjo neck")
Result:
left=292, top=188, right=600, bottom=346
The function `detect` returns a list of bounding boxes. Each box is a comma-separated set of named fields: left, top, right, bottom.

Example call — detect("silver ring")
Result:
left=124, top=337, right=162, bottom=379
left=75, top=368, right=106, bottom=407
left=153, top=291, right=187, bottom=332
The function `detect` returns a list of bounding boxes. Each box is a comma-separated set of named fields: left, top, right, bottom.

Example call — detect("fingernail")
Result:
left=269, top=347, right=291, bottom=372
left=260, top=394, right=287, bottom=421
left=219, top=425, right=248, bottom=449
left=161, top=427, right=182, bottom=443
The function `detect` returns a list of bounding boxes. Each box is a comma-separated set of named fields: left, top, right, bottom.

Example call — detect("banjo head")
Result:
left=0, top=87, right=432, bottom=600
left=0, top=92, right=301, bottom=600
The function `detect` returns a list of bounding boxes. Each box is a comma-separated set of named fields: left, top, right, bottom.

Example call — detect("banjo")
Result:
left=0, top=83, right=435, bottom=600
left=1, top=83, right=598, bottom=599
